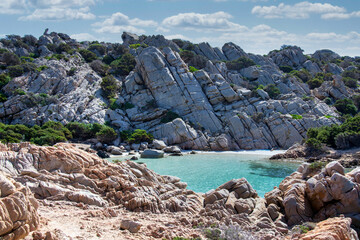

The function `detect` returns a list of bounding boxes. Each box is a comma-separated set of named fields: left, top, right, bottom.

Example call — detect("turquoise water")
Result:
left=113, top=153, right=300, bottom=197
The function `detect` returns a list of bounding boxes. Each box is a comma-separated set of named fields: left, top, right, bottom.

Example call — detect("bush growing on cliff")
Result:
left=264, top=84, right=280, bottom=99
left=7, top=65, right=24, bottom=77
left=306, top=115, right=360, bottom=149
left=307, top=77, right=324, bottom=89
left=88, top=43, right=106, bottom=56
left=0, top=74, right=11, bottom=88
left=334, top=98, right=358, bottom=116
left=100, top=75, right=120, bottom=99
left=96, top=126, right=117, bottom=144
left=110, top=53, right=136, bottom=76
left=79, top=49, right=97, bottom=63
left=226, top=57, right=256, bottom=71
left=127, top=129, right=154, bottom=144
left=161, top=111, right=181, bottom=123
left=2, top=52, right=20, bottom=66
left=90, top=60, right=109, bottom=76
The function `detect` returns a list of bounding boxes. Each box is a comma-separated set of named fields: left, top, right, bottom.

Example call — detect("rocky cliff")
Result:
left=0, top=31, right=358, bottom=150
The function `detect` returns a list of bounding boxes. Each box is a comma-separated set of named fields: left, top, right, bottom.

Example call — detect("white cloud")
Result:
left=28, top=0, right=95, bottom=8
left=0, top=0, right=28, bottom=14
left=19, top=7, right=95, bottom=21
left=252, top=2, right=346, bottom=19
left=165, top=34, right=191, bottom=41
left=161, top=11, right=246, bottom=32
left=321, top=11, right=360, bottom=20
left=93, top=12, right=158, bottom=34
left=70, top=33, right=97, bottom=41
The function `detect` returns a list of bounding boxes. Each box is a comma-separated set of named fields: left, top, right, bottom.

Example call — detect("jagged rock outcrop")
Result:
left=0, top=142, right=202, bottom=213
left=201, top=178, right=288, bottom=239
left=0, top=171, right=39, bottom=240
left=265, top=161, right=360, bottom=231
left=312, top=49, right=341, bottom=62
left=0, top=31, right=356, bottom=150
left=269, top=46, right=307, bottom=68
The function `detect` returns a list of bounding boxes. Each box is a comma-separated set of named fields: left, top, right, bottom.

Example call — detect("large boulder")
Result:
left=0, top=171, right=39, bottom=240
left=140, top=149, right=164, bottom=158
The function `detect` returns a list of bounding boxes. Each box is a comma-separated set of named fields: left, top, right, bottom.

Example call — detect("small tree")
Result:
left=96, top=126, right=117, bottom=144
left=334, top=98, right=358, bottom=116
left=100, top=75, right=120, bottom=99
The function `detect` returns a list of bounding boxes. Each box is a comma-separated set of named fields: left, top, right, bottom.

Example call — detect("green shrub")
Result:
left=279, top=66, right=293, bottom=73
left=56, top=43, right=72, bottom=54
left=8, top=65, right=24, bottom=77
left=21, top=62, right=37, bottom=73
left=343, top=77, right=358, bottom=88
left=14, top=89, right=26, bottom=95
left=189, top=66, right=198, bottom=72
left=0, top=74, right=11, bottom=88
left=109, top=98, right=121, bottom=110
left=302, top=95, right=314, bottom=101
left=180, top=50, right=195, bottom=63
left=96, top=126, right=117, bottom=144
left=161, top=111, right=180, bottom=123
left=264, top=84, right=280, bottom=99
left=127, top=129, right=153, bottom=144
left=291, top=114, right=303, bottom=120
left=309, top=161, right=326, bottom=170
left=291, top=69, right=311, bottom=82
left=305, top=138, right=322, bottom=150
left=88, top=43, right=106, bottom=55
left=100, top=75, right=120, bottom=99
left=65, top=122, right=94, bottom=140
left=226, top=57, right=256, bottom=71
left=102, top=55, right=114, bottom=65
left=353, top=95, right=360, bottom=109
left=67, top=67, right=76, bottom=76
left=334, top=98, right=358, bottom=116
left=123, top=102, right=135, bottom=110
left=0, top=93, right=7, bottom=102
left=2, top=52, right=20, bottom=66
left=20, top=56, right=34, bottom=62
left=90, top=60, right=109, bottom=76
left=79, top=49, right=97, bottom=63
left=36, top=65, right=49, bottom=72
left=307, top=77, right=324, bottom=89
left=129, top=44, right=141, bottom=49
left=324, top=97, right=332, bottom=105
left=31, top=129, right=67, bottom=146
left=110, top=53, right=136, bottom=76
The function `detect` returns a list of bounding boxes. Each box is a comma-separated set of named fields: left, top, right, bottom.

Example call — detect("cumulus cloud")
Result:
left=70, top=32, right=97, bottom=41
left=93, top=12, right=158, bottom=34
left=321, top=11, right=360, bottom=20
left=161, top=11, right=246, bottom=32
left=0, top=0, right=29, bottom=14
left=19, top=7, right=95, bottom=21
left=252, top=2, right=346, bottom=19
left=1, top=0, right=97, bottom=21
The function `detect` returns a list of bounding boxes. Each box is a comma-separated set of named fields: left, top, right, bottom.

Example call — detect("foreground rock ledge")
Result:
left=0, top=171, right=39, bottom=240
left=0, top=142, right=360, bottom=239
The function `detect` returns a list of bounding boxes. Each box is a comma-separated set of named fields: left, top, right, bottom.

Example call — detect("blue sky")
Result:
left=0, top=0, right=359, bottom=56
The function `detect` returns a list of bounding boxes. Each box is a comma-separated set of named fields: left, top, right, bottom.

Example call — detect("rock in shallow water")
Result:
left=141, top=149, right=164, bottom=158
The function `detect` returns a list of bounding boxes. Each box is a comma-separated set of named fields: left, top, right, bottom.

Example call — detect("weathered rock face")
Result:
left=269, top=46, right=307, bottom=68
left=201, top=178, right=288, bottom=239
left=0, top=143, right=202, bottom=214
left=312, top=49, right=341, bottom=62
left=290, top=217, right=358, bottom=240
left=266, top=161, right=360, bottom=230
left=0, top=171, right=39, bottom=240
left=0, top=31, right=354, bottom=150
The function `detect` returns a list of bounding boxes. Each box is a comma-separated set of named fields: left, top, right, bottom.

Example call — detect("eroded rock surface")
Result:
left=0, top=171, right=39, bottom=240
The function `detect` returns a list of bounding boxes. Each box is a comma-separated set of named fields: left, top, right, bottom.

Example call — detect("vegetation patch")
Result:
left=226, top=56, right=256, bottom=71
left=291, top=114, right=303, bottom=120
left=161, top=111, right=181, bottom=123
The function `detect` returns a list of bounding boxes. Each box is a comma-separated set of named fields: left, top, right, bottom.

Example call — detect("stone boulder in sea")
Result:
left=0, top=171, right=39, bottom=240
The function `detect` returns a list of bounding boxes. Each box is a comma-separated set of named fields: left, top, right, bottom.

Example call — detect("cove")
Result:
left=135, top=152, right=300, bottom=197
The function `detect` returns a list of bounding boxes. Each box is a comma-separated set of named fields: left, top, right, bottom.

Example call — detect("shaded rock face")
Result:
left=266, top=161, right=360, bottom=230
left=0, top=143, right=202, bottom=213
left=0, top=171, right=39, bottom=240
